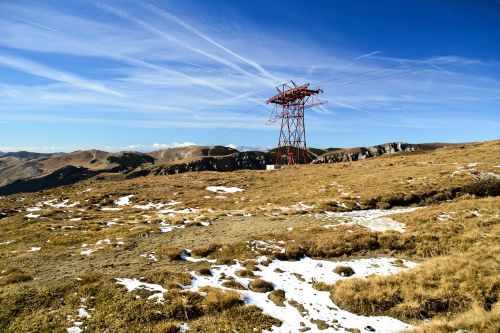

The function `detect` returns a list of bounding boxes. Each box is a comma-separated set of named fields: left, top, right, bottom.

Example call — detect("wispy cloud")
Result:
left=94, top=1, right=277, bottom=87
left=137, top=1, right=280, bottom=83
left=0, top=1, right=498, bottom=150
left=0, top=52, right=122, bottom=96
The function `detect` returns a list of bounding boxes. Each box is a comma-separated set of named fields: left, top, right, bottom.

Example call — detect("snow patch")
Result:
left=133, top=200, right=181, bottom=210
left=100, top=207, right=122, bottom=211
left=247, top=240, right=285, bottom=254
left=115, top=278, right=167, bottom=302
left=437, top=213, right=455, bottom=221
left=181, top=252, right=216, bottom=263
left=114, top=195, right=134, bottom=206
left=77, top=308, right=91, bottom=319
left=42, top=199, right=80, bottom=208
left=318, top=207, right=419, bottom=232
left=80, top=249, right=95, bottom=256
left=206, top=186, right=244, bottom=194
left=141, top=252, right=158, bottom=262
left=188, top=256, right=416, bottom=332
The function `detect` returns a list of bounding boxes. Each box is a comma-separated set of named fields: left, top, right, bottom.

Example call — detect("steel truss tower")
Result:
left=267, top=81, right=325, bottom=165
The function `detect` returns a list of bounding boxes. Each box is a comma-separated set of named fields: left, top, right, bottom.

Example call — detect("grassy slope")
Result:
left=0, top=140, right=498, bottom=332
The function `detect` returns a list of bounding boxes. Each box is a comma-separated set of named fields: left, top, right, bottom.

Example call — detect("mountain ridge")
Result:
left=0, top=141, right=483, bottom=195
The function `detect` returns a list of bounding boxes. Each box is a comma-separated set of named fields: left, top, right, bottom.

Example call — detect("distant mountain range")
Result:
left=0, top=142, right=462, bottom=195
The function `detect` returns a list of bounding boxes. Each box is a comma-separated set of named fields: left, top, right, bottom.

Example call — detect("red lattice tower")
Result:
left=267, top=81, right=325, bottom=165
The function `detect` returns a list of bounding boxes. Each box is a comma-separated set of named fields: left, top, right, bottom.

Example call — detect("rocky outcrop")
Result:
left=312, top=142, right=418, bottom=163
left=127, top=151, right=274, bottom=178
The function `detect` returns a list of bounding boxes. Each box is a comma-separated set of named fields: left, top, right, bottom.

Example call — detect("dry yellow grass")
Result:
left=248, top=278, right=274, bottom=293
left=0, top=140, right=498, bottom=332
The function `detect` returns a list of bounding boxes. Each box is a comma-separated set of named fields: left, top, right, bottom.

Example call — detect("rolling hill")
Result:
left=0, top=141, right=477, bottom=195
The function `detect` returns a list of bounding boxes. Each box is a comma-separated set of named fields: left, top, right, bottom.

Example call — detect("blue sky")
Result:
left=0, top=0, right=499, bottom=152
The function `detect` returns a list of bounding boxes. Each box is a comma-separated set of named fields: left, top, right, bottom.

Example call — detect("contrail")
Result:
left=93, top=47, right=265, bottom=106
left=7, top=16, right=58, bottom=32
left=137, top=1, right=279, bottom=83
left=354, top=50, right=382, bottom=61
left=94, top=1, right=276, bottom=87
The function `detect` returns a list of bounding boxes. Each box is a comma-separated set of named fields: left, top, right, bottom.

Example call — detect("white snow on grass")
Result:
left=281, top=202, right=315, bottom=211
left=80, top=249, right=95, bottom=256
left=437, top=212, right=455, bottom=221
left=206, top=186, right=244, bottom=194
left=66, top=327, right=82, bottom=333
left=141, top=252, right=159, bottom=262
left=29, top=247, right=41, bottom=252
left=26, top=207, right=41, bottom=212
left=96, top=239, right=111, bottom=245
left=181, top=252, right=216, bottom=263
left=42, top=199, right=80, bottom=208
left=25, top=213, right=41, bottom=219
left=114, top=195, right=134, bottom=206
left=247, top=240, right=285, bottom=254
left=159, top=223, right=181, bottom=233
left=134, top=200, right=182, bottom=210
left=158, top=215, right=211, bottom=233
left=0, top=241, right=14, bottom=246
left=77, top=308, right=91, bottom=319
left=179, top=323, right=189, bottom=332
left=159, top=207, right=198, bottom=215
left=115, top=278, right=167, bottom=302
left=69, top=217, right=82, bottom=222
left=79, top=239, right=118, bottom=255
left=318, top=207, right=419, bottom=232
left=469, top=210, right=481, bottom=217
left=100, top=207, right=122, bottom=211
left=187, top=256, right=416, bottom=333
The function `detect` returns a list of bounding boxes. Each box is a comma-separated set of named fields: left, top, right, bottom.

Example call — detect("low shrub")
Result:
left=312, top=280, right=331, bottom=291
left=194, top=263, right=212, bottom=276
left=148, top=270, right=192, bottom=288
left=221, top=279, right=246, bottom=290
left=191, top=244, right=221, bottom=258
left=160, top=247, right=185, bottom=261
left=330, top=246, right=500, bottom=321
left=334, top=266, right=355, bottom=277
left=0, top=268, right=32, bottom=285
left=268, top=289, right=286, bottom=306
left=462, top=176, right=500, bottom=197
left=248, top=279, right=274, bottom=293
left=202, top=288, right=243, bottom=313
left=235, top=269, right=254, bottom=278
